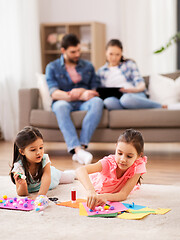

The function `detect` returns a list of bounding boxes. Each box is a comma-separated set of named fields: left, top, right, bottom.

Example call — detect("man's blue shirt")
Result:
left=45, top=55, right=100, bottom=96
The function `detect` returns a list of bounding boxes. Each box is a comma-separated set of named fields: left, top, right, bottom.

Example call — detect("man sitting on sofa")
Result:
left=45, top=34, right=104, bottom=164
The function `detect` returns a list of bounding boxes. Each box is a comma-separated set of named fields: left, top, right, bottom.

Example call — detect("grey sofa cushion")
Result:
left=109, top=109, right=180, bottom=128
left=30, top=109, right=109, bottom=129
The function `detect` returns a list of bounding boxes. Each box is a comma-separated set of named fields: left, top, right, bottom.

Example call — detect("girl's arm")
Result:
left=37, top=162, right=51, bottom=196
left=99, top=173, right=141, bottom=202
left=76, top=161, right=105, bottom=209
left=76, top=161, right=102, bottom=191
left=14, top=173, right=28, bottom=196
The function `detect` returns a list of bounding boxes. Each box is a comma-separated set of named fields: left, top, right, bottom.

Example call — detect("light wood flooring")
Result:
left=0, top=141, right=180, bottom=186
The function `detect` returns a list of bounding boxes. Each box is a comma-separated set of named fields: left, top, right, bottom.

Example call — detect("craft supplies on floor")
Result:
left=0, top=195, right=34, bottom=211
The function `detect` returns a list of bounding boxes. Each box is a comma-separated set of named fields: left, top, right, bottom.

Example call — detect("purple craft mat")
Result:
left=82, top=201, right=128, bottom=216
left=0, top=197, right=34, bottom=211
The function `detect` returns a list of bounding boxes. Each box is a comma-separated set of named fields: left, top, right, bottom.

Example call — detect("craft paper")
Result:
left=122, top=202, right=146, bottom=210
left=118, top=211, right=151, bottom=220
left=82, top=201, right=128, bottom=216
left=118, top=207, right=171, bottom=220
left=79, top=203, right=118, bottom=218
left=128, top=207, right=171, bottom=215
left=0, top=197, right=34, bottom=211
left=79, top=203, right=88, bottom=216
left=56, top=199, right=86, bottom=208
left=88, top=212, right=118, bottom=218
left=153, top=208, right=171, bottom=215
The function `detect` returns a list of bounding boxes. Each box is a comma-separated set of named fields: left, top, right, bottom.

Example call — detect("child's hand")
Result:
left=14, top=172, right=26, bottom=185
left=87, top=190, right=107, bottom=210
left=97, top=194, right=107, bottom=206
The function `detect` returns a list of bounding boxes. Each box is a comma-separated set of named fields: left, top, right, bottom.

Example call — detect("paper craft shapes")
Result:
left=118, top=211, right=151, bottom=220
left=79, top=200, right=171, bottom=220
left=0, top=196, right=34, bottom=211
left=129, top=207, right=171, bottom=215
left=122, top=202, right=146, bottom=210
left=89, top=212, right=118, bottom=218
left=57, top=199, right=86, bottom=208
left=118, top=207, right=171, bottom=220
left=79, top=202, right=88, bottom=216
left=80, top=201, right=128, bottom=217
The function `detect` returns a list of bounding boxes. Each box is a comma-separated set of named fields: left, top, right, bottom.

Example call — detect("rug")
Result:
left=0, top=176, right=179, bottom=240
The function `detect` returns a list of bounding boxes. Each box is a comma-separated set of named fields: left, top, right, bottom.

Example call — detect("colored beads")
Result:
left=3, top=195, right=7, bottom=200
left=34, top=195, right=49, bottom=212
left=104, top=205, right=109, bottom=210
left=23, top=203, right=28, bottom=208
left=89, top=203, right=115, bottom=214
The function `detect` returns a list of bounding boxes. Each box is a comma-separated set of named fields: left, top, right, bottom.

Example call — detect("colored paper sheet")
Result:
left=79, top=203, right=88, bottom=216
left=154, top=208, right=171, bottom=215
left=79, top=203, right=118, bottom=218
left=0, top=197, right=34, bottom=211
left=56, top=199, right=86, bottom=208
left=88, top=212, right=118, bottom=218
left=118, top=211, right=151, bottom=220
left=128, top=207, right=156, bottom=214
left=118, top=207, right=171, bottom=220
left=82, top=201, right=128, bottom=216
left=122, top=202, right=146, bottom=210
left=129, top=207, right=171, bottom=215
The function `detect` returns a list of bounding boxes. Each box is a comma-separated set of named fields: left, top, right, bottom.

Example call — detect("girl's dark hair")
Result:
left=106, top=39, right=130, bottom=62
left=10, top=126, right=44, bottom=185
left=61, top=33, right=80, bottom=49
left=118, top=129, right=144, bottom=185
left=118, top=129, right=144, bottom=155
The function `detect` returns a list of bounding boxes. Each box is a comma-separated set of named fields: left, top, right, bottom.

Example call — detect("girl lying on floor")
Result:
left=76, top=129, right=147, bottom=210
left=10, top=126, right=75, bottom=199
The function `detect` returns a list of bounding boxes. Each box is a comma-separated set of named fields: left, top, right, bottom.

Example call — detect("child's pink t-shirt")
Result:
left=89, top=155, right=147, bottom=194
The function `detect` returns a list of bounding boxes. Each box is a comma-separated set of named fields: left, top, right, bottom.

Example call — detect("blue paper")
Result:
left=122, top=202, right=146, bottom=210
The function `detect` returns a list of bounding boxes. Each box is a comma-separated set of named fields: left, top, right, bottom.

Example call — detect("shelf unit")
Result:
left=40, top=22, right=106, bottom=73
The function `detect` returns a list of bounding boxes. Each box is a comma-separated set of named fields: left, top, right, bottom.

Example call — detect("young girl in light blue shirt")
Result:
left=10, top=126, right=75, bottom=198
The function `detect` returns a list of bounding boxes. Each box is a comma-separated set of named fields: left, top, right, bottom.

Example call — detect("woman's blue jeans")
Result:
left=52, top=97, right=104, bottom=152
left=103, top=92, right=162, bottom=110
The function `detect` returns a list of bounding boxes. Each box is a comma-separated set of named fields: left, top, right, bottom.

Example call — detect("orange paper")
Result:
left=56, top=199, right=86, bottom=208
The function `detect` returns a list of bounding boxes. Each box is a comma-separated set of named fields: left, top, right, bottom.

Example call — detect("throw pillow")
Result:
left=36, top=73, right=52, bottom=111
left=175, top=76, right=180, bottom=102
left=148, top=74, right=180, bottom=105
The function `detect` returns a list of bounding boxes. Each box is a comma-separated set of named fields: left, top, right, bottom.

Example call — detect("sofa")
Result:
left=19, top=71, right=180, bottom=143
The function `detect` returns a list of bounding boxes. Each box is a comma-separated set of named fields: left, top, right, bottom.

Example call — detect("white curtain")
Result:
left=0, top=0, right=41, bottom=140
left=117, top=0, right=177, bottom=75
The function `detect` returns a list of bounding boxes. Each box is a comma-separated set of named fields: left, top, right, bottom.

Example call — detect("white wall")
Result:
left=38, top=0, right=177, bottom=75
left=38, top=0, right=121, bottom=40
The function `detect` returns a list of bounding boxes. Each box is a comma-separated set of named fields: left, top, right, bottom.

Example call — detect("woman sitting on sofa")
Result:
left=97, top=39, right=166, bottom=110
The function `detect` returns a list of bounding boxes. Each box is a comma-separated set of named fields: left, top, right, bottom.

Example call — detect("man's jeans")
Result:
left=103, top=92, right=162, bottom=110
left=52, top=97, right=104, bottom=152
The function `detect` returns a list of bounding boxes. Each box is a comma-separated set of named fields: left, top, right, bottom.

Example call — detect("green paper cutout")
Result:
left=88, top=212, right=118, bottom=218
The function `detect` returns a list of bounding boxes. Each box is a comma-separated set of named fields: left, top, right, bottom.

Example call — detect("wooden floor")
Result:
left=1, top=141, right=180, bottom=186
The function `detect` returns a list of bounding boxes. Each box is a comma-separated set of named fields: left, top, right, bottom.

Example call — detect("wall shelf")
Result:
left=40, top=22, right=106, bottom=73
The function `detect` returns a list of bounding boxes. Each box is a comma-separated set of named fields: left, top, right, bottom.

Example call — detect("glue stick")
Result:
left=71, top=187, right=76, bottom=203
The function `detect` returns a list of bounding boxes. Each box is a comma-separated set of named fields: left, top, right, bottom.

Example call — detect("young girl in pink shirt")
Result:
left=76, top=129, right=147, bottom=210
